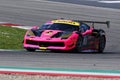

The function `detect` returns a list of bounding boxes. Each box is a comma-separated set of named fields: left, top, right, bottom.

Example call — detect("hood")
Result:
left=40, top=30, right=63, bottom=38
left=40, top=30, right=72, bottom=39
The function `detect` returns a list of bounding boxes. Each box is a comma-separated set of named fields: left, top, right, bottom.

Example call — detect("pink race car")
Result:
left=23, top=19, right=110, bottom=53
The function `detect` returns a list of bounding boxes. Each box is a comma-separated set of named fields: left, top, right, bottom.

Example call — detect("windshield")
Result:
left=39, top=23, right=79, bottom=31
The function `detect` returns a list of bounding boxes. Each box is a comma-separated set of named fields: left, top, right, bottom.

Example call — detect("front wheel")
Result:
left=74, top=36, right=83, bottom=52
left=26, top=48, right=36, bottom=52
left=98, top=36, right=106, bottom=53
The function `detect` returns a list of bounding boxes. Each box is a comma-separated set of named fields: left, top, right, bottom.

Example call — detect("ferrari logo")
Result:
left=46, top=31, right=52, bottom=35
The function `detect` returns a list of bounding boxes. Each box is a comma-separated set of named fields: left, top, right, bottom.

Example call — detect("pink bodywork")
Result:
left=23, top=20, right=94, bottom=51
left=23, top=29, right=79, bottom=51
left=82, top=27, right=93, bottom=36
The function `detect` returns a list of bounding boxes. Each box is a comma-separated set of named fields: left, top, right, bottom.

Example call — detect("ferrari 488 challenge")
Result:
left=23, top=19, right=110, bottom=53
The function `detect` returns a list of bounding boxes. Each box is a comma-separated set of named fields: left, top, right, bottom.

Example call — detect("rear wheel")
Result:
left=98, top=36, right=106, bottom=53
left=26, top=48, right=36, bottom=52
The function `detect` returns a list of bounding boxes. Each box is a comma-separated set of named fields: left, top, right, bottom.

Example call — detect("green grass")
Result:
left=0, top=26, right=26, bottom=49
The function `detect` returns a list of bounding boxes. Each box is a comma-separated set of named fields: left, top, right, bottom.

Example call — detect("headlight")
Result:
left=61, top=32, right=72, bottom=39
left=26, top=30, right=35, bottom=36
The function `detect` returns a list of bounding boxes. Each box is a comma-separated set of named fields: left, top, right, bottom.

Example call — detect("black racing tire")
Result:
left=98, top=36, right=106, bottom=53
left=51, top=50, right=60, bottom=53
left=26, top=48, right=36, bottom=52
left=74, top=36, right=83, bottom=52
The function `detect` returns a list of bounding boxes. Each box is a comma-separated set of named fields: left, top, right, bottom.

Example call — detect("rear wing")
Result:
left=74, top=20, right=110, bottom=28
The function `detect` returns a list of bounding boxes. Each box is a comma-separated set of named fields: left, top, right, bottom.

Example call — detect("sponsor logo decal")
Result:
left=52, top=20, right=80, bottom=26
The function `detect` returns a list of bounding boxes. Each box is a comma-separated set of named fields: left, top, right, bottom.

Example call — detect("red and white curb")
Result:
left=0, top=67, right=120, bottom=78
left=0, top=22, right=31, bottom=30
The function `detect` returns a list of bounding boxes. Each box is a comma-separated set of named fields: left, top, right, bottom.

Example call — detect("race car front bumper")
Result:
left=23, top=38, right=76, bottom=51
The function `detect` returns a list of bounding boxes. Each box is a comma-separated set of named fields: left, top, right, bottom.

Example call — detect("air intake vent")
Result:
left=51, top=32, right=63, bottom=38
left=32, top=29, right=43, bottom=37
left=26, top=40, right=64, bottom=47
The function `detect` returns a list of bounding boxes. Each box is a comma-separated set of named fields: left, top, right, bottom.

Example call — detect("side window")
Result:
left=79, top=24, right=90, bottom=32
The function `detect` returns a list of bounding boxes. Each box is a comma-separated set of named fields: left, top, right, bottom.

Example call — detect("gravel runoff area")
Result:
left=0, top=74, right=119, bottom=80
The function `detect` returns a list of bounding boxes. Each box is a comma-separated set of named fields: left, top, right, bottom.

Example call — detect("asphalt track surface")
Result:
left=48, top=0, right=120, bottom=9
left=0, top=0, right=120, bottom=70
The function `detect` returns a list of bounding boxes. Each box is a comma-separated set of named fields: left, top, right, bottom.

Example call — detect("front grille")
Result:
left=26, top=40, right=64, bottom=47
left=26, top=40, right=38, bottom=45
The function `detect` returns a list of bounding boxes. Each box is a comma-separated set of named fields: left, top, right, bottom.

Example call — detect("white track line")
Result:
left=99, top=1, right=120, bottom=3
left=12, top=26, right=31, bottom=30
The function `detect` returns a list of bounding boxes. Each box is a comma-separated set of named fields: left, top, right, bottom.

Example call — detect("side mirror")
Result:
left=76, top=31, right=81, bottom=34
